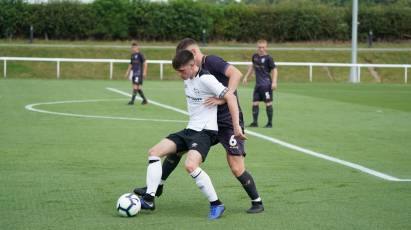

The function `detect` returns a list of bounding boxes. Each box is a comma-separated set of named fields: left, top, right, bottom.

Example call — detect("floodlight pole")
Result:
left=350, top=0, right=359, bottom=83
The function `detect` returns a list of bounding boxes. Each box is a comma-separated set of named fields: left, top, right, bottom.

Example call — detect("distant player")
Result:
left=138, top=50, right=245, bottom=220
left=124, top=41, right=148, bottom=105
left=242, top=39, right=278, bottom=128
left=135, top=38, right=264, bottom=214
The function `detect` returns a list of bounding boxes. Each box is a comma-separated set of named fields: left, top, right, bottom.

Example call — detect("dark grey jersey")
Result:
left=252, top=54, right=276, bottom=87
left=201, top=55, right=244, bottom=128
left=130, top=52, right=145, bottom=77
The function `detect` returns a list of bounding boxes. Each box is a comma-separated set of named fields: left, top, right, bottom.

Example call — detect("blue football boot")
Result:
left=208, top=204, right=225, bottom=220
left=140, top=195, right=155, bottom=211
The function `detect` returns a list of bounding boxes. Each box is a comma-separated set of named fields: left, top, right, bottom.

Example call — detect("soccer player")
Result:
left=124, top=41, right=148, bottom=105
left=138, top=50, right=245, bottom=220
left=242, top=39, right=278, bottom=128
left=135, top=38, right=264, bottom=214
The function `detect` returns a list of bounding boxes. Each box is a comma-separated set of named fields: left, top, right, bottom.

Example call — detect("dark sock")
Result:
left=131, top=89, right=138, bottom=102
left=137, top=89, right=147, bottom=101
left=252, top=105, right=259, bottom=123
left=266, top=105, right=273, bottom=125
left=161, top=154, right=182, bottom=181
left=236, top=171, right=260, bottom=200
left=210, top=199, right=222, bottom=206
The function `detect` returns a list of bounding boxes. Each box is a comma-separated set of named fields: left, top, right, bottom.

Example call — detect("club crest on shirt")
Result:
left=193, top=88, right=200, bottom=96
left=191, top=143, right=198, bottom=148
left=261, top=58, right=265, bottom=63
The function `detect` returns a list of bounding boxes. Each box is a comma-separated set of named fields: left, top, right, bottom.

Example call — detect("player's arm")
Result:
left=124, top=64, right=132, bottom=78
left=271, top=68, right=278, bottom=90
left=202, top=75, right=246, bottom=139
left=242, top=65, right=254, bottom=85
left=143, top=61, right=148, bottom=79
left=225, top=65, right=243, bottom=93
left=223, top=90, right=246, bottom=140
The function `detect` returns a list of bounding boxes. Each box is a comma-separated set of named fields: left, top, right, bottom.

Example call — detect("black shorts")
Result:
left=253, top=85, right=272, bottom=102
left=218, top=126, right=246, bottom=156
left=131, top=75, right=143, bottom=85
left=166, top=129, right=218, bottom=162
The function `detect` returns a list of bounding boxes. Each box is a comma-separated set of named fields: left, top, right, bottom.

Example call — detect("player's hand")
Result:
left=143, top=73, right=147, bottom=79
left=242, top=78, right=248, bottom=85
left=271, top=82, right=277, bottom=90
left=204, top=97, right=226, bottom=106
left=234, top=125, right=247, bottom=140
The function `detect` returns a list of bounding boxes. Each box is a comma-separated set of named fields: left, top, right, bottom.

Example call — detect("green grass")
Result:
left=0, top=79, right=411, bottom=230
left=1, top=40, right=410, bottom=82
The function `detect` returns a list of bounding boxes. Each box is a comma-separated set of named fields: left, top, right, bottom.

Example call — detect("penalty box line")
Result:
left=106, top=87, right=411, bottom=182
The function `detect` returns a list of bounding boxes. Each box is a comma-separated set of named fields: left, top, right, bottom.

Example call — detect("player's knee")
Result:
left=229, top=164, right=245, bottom=177
left=148, top=147, right=161, bottom=157
left=184, top=160, right=199, bottom=173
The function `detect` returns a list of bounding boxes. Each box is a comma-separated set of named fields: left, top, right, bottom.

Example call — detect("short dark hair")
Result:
left=176, top=38, right=197, bottom=53
left=131, top=41, right=138, bottom=47
left=172, top=50, right=194, bottom=70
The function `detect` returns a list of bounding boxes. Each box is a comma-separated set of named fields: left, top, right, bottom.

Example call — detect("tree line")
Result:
left=0, top=0, right=410, bottom=41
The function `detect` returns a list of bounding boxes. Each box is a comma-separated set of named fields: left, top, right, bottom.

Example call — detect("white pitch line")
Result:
left=107, top=87, right=411, bottom=182
left=25, top=99, right=187, bottom=123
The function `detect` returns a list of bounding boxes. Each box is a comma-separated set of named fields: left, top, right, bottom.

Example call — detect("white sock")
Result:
left=146, top=156, right=161, bottom=196
left=190, top=167, right=218, bottom=202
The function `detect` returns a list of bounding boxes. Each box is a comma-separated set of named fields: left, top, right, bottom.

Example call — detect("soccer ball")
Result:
left=116, top=193, right=141, bottom=217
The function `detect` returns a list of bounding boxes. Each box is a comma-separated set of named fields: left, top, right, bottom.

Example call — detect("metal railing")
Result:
left=1, top=57, right=409, bottom=83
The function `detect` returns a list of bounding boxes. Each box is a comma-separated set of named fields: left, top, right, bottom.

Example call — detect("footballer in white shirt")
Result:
left=136, top=50, right=245, bottom=220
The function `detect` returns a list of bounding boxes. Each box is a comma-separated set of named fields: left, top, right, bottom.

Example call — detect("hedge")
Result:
left=0, top=0, right=409, bottom=41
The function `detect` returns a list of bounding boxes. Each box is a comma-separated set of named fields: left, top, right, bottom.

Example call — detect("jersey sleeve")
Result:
left=200, top=74, right=228, bottom=99
left=130, top=54, right=133, bottom=64
left=205, top=55, right=230, bottom=76
left=140, top=53, right=146, bottom=63
left=251, top=54, right=257, bottom=65
left=268, top=56, right=276, bottom=70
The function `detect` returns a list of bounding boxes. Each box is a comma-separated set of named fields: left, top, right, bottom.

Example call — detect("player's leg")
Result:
left=185, top=131, right=224, bottom=219
left=226, top=154, right=264, bottom=213
left=136, top=77, right=148, bottom=104
left=133, top=152, right=184, bottom=197
left=265, top=101, right=273, bottom=128
left=129, top=81, right=139, bottom=105
left=249, top=88, right=260, bottom=127
left=185, top=150, right=224, bottom=220
left=264, top=86, right=273, bottom=128
left=219, top=128, right=264, bottom=213
left=140, top=138, right=178, bottom=210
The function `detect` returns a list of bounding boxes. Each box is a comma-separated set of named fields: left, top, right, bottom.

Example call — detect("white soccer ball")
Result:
left=116, top=193, right=141, bottom=217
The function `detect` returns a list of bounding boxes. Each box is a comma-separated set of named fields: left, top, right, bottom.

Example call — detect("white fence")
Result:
left=1, top=57, right=409, bottom=83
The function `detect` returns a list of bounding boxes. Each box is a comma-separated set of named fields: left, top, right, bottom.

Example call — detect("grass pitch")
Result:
left=0, top=79, right=410, bottom=230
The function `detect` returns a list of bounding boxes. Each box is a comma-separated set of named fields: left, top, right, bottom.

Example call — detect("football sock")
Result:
left=190, top=167, right=218, bottom=202
left=210, top=199, right=222, bottom=206
left=266, top=105, right=273, bottom=125
left=131, top=89, right=138, bottom=102
left=161, top=154, right=182, bottom=181
left=236, top=171, right=260, bottom=200
left=252, top=105, right=259, bottom=123
left=137, top=89, right=147, bottom=102
left=146, top=156, right=161, bottom=197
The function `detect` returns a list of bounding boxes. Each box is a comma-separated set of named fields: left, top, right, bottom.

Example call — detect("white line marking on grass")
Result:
left=25, top=99, right=187, bottom=123
left=106, top=87, right=189, bottom=115
left=107, top=87, right=411, bottom=182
